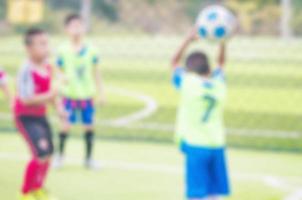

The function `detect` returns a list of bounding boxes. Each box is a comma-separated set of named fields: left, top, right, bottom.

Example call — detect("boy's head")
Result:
left=64, top=13, right=85, bottom=38
left=25, top=28, right=49, bottom=62
left=185, top=51, right=210, bottom=76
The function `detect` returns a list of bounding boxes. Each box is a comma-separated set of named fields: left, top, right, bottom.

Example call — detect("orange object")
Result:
left=7, top=0, right=44, bottom=24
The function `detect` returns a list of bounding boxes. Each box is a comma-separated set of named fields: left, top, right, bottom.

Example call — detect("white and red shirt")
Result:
left=14, top=62, right=52, bottom=117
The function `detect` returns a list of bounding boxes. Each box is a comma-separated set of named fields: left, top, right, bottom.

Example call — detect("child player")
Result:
left=14, top=28, right=65, bottom=200
left=52, top=14, right=105, bottom=169
left=171, top=27, right=230, bottom=200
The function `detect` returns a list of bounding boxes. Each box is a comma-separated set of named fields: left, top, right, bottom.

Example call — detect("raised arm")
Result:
left=217, top=42, right=226, bottom=69
left=171, top=27, right=198, bottom=69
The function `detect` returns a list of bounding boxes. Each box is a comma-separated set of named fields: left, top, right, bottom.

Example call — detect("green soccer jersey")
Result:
left=56, top=42, right=100, bottom=99
left=174, top=68, right=227, bottom=148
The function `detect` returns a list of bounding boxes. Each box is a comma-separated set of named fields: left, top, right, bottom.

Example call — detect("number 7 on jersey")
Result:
left=202, top=95, right=217, bottom=122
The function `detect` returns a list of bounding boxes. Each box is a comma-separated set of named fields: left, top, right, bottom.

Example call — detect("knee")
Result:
left=61, top=121, right=72, bottom=132
left=36, top=154, right=52, bottom=163
left=36, top=139, right=54, bottom=161
left=62, top=125, right=71, bottom=133
left=60, top=130, right=70, bottom=135
left=85, top=130, right=94, bottom=138
left=84, top=125, right=94, bottom=132
left=84, top=130, right=95, bottom=143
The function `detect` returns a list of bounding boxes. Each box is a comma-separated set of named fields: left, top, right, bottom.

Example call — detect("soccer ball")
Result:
left=196, top=5, right=237, bottom=41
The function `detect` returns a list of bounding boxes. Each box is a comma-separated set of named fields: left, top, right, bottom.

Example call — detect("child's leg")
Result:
left=84, top=128, right=95, bottom=160
left=185, top=147, right=211, bottom=200
left=81, top=99, right=96, bottom=161
left=22, top=158, right=40, bottom=194
left=34, top=118, right=54, bottom=190
left=208, top=148, right=230, bottom=198
left=16, top=116, right=54, bottom=193
left=188, top=149, right=229, bottom=200
left=58, top=123, right=71, bottom=156
left=58, top=99, right=76, bottom=157
left=15, top=116, right=39, bottom=194
left=32, top=158, right=51, bottom=190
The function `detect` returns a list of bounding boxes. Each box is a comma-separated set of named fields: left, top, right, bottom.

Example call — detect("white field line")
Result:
left=0, top=85, right=301, bottom=138
left=103, top=86, right=158, bottom=126
left=227, top=128, right=302, bottom=139
left=285, top=189, right=302, bottom=200
left=104, top=122, right=302, bottom=139
left=264, top=176, right=294, bottom=191
left=0, top=86, right=158, bottom=126
left=0, top=112, right=301, bottom=139
left=262, top=176, right=302, bottom=200
left=0, top=152, right=299, bottom=199
left=231, top=172, right=301, bottom=200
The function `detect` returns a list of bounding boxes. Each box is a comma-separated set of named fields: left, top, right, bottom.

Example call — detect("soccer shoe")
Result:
left=19, top=193, right=37, bottom=200
left=33, top=189, right=58, bottom=200
left=85, top=158, right=101, bottom=170
left=51, top=154, right=64, bottom=169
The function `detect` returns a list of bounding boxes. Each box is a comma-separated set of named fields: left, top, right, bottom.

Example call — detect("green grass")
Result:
left=0, top=133, right=302, bottom=200
left=0, top=36, right=302, bottom=151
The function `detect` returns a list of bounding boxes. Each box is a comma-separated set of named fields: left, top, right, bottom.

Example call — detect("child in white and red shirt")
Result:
left=14, top=28, right=65, bottom=200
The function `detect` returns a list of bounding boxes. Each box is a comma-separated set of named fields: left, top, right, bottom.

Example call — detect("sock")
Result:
left=59, top=133, right=68, bottom=156
left=22, top=158, right=40, bottom=194
left=33, top=161, right=50, bottom=190
left=85, top=130, right=94, bottom=160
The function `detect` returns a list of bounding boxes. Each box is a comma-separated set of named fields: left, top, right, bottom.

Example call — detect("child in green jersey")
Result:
left=171, top=27, right=230, bottom=200
left=52, top=14, right=106, bottom=170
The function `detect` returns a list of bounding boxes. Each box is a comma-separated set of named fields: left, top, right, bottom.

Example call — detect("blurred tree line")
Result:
left=0, top=0, right=302, bottom=36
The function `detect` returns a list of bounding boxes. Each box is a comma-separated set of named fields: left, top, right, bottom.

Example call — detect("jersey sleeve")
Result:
left=92, top=55, right=100, bottom=65
left=56, top=56, right=64, bottom=69
left=17, top=66, right=34, bottom=99
left=212, top=67, right=225, bottom=83
left=91, top=46, right=100, bottom=66
left=55, top=46, right=65, bottom=69
left=172, top=67, right=185, bottom=90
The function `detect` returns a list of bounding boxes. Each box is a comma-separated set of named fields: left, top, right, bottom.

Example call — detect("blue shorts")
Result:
left=181, top=142, right=230, bottom=199
left=64, top=98, right=95, bottom=125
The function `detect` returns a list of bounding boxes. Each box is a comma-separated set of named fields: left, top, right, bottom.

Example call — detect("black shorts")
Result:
left=15, top=115, right=54, bottom=159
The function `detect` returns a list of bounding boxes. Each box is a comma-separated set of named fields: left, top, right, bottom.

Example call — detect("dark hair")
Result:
left=64, top=13, right=82, bottom=26
left=185, top=51, right=210, bottom=75
left=24, top=28, right=46, bottom=46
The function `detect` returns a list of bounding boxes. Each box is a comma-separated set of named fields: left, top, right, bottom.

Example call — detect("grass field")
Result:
left=0, top=133, right=302, bottom=200
left=0, top=36, right=301, bottom=150
left=0, top=36, right=301, bottom=199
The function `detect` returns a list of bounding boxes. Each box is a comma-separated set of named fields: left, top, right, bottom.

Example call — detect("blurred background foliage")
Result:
left=0, top=0, right=301, bottom=35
